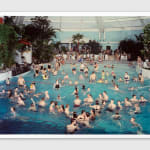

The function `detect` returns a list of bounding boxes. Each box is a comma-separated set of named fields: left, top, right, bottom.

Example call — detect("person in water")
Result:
left=107, top=100, right=116, bottom=112
left=18, top=76, right=25, bottom=87
left=124, top=97, right=132, bottom=107
left=54, top=80, right=61, bottom=90
left=124, top=72, right=130, bottom=84
left=44, top=91, right=50, bottom=100
left=90, top=100, right=101, bottom=114
left=29, top=98, right=37, bottom=112
left=74, top=95, right=81, bottom=107
left=84, top=94, right=94, bottom=105
left=10, top=107, right=16, bottom=117
left=38, top=97, right=46, bottom=107
left=130, top=95, right=138, bottom=103
left=89, top=72, right=96, bottom=82
left=66, top=118, right=79, bottom=133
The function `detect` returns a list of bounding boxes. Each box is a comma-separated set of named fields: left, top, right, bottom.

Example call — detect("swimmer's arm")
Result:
left=31, top=98, right=36, bottom=105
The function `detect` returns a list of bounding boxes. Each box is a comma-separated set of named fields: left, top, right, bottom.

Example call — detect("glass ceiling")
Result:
left=23, top=16, right=150, bottom=31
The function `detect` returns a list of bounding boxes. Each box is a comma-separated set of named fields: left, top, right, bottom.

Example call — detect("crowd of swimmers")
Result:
left=0, top=56, right=148, bottom=134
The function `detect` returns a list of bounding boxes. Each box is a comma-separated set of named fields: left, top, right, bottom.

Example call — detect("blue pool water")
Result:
left=0, top=62, right=150, bottom=134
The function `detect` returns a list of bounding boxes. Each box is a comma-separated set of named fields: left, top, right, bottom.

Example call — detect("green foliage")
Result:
left=61, top=46, right=67, bottom=53
left=142, top=24, right=150, bottom=59
left=0, top=24, right=18, bottom=68
left=87, top=40, right=102, bottom=54
left=119, top=38, right=144, bottom=60
left=72, top=33, right=84, bottom=50
left=72, top=33, right=84, bottom=43
left=23, top=16, right=56, bottom=62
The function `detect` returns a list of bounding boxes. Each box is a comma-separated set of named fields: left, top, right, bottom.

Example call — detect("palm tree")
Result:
left=72, top=33, right=84, bottom=51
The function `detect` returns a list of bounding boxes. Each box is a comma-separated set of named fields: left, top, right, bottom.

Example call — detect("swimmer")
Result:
left=64, top=74, right=69, bottom=80
left=66, top=118, right=79, bottom=133
left=134, top=103, right=141, bottom=114
left=107, top=100, right=116, bottom=112
left=84, top=94, right=94, bottom=104
left=10, top=107, right=16, bottom=117
left=114, top=84, right=119, bottom=91
left=57, top=95, right=65, bottom=101
left=86, top=88, right=91, bottom=93
left=104, top=80, right=108, bottom=84
left=69, top=80, right=72, bottom=85
left=90, top=100, right=101, bottom=113
left=77, top=110, right=91, bottom=128
left=53, top=70, right=58, bottom=76
left=65, top=104, right=70, bottom=117
left=17, top=96, right=25, bottom=106
left=54, top=80, right=61, bottom=90
left=74, top=81, right=78, bottom=86
left=58, top=104, right=65, bottom=113
left=128, top=87, right=136, bottom=91
left=139, top=95, right=147, bottom=103
left=29, top=98, right=37, bottom=112
left=49, top=101, right=55, bottom=113
left=116, top=100, right=122, bottom=111
left=30, top=82, right=36, bottom=92
left=18, top=76, right=25, bottom=87
left=19, top=92, right=25, bottom=100
left=118, top=77, right=123, bottom=82
left=61, top=70, right=65, bottom=75
left=132, top=77, right=138, bottom=82
left=138, top=73, right=144, bottom=84
left=106, top=71, right=109, bottom=77
left=130, top=95, right=138, bottom=103
left=80, top=63, right=85, bottom=72
left=130, top=117, right=139, bottom=127
left=96, top=93, right=103, bottom=103
left=103, top=91, right=109, bottom=101
left=6, top=78, right=10, bottom=86
left=124, top=72, right=130, bottom=84
left=33, top=92, right=42, bottom=98
left=79, top=74, right=84, bottom=80
left=72, top=87, right=78, bottom=96
left=44, top=91, right=50, bottom=100
left=74, top=96, right=81, bottom=107
left=42, top=74, right=48, bottom=80
left=47, top=63, right=51, bottom=72
left=90, top=109, right=96, bottom=120
left=112, top=112, right=121, bottom=120
left=124, top=97, right=132, bottom=107
left=111, top=70, right=116, bottom=80
left=101, top=70, right=105, bottom=80
left=38, top=97, right=46, bottom=107
left=84, top=67, right=89, bottom=77
left=89, top=72, right=96, bottom=82
left=82, top=85, right=86, bottom=90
